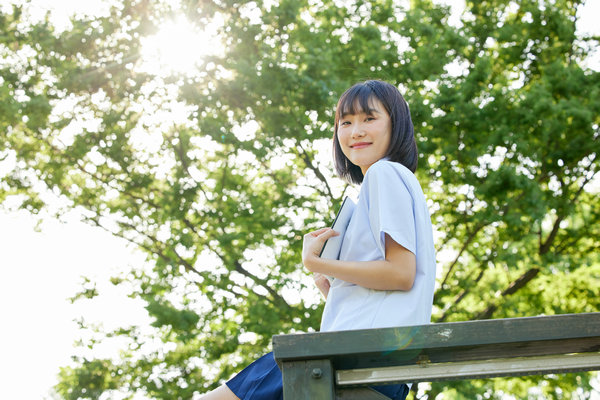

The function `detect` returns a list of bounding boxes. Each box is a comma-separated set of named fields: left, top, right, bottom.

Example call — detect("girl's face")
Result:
left=337, top=97, right=392, bottom=175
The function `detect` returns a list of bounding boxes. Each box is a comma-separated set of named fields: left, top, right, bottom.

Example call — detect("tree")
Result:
left=1, top=0, right=598, bottom=398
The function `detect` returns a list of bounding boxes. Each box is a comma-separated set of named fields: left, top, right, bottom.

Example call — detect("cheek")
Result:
left=337, top=130, right=350, bottom=147
left=337, top=132, right=353, bottom=158
left=335, top=132, right=345, bottom=148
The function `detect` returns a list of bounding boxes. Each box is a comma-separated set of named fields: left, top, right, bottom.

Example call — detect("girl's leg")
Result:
left=200, top=384, right=240, bottom=400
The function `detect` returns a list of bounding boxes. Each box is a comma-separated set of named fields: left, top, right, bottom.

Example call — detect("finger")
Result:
left=313, top=273, right=330, bottom=285
left=310, top=227, right=331, bottom=236
left=318, top=228, right=339, bottom=240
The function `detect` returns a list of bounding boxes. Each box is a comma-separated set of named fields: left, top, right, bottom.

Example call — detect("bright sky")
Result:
left=0, top=210, right=149, bottom=399
left=1, top=0, right=599, bottom=399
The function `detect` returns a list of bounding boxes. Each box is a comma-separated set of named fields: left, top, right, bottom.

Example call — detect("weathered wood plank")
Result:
left=273, top=313, right=600, bottom=371
left=337, top=352, right=600, bottom=385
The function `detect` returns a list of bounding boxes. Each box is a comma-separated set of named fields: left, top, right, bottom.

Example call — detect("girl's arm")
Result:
left=303, top=228, right=416, bottom=291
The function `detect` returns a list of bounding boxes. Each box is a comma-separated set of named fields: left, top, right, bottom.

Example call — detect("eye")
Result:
left=340, top=121, right=351, bottom=126
left=366, top=116, right=376, bottom=122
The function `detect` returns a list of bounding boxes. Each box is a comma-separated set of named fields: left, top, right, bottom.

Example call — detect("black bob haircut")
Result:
left=333, top=80, right=418, bottom=184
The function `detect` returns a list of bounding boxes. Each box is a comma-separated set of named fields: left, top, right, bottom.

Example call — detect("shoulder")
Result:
left=361, top=159, right=426, bottom=205
left=363, top=159, right=417, bottom=187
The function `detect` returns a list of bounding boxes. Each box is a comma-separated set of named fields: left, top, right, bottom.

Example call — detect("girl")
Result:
left=202, top=80, right=436, bottom=400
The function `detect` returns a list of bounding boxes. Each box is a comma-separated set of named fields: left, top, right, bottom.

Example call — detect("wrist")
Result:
left=305, top=255, right=325, bottom=273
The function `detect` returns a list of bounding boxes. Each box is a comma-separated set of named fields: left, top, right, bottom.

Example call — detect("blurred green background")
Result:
left=1, top=0, right=599, bottom=398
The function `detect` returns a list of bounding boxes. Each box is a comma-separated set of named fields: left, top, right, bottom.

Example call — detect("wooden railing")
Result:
left=273, top=313, right=600, bottom=399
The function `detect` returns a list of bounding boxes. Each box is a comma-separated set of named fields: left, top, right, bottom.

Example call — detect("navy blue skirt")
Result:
left=226, top=352, right=408, bottom=400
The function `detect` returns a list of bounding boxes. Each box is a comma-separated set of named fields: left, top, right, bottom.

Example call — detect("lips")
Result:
left=350, top=142, right=371, bottom=149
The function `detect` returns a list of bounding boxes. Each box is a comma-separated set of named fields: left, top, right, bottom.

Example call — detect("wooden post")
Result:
left=281, top=359, right=335, bottom=400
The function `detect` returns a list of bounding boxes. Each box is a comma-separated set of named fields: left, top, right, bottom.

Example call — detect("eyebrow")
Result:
left=340, top=108, right=381, bottom=118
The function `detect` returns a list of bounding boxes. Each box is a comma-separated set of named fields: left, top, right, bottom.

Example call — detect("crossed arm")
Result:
left=303, top=228, right=416, bottom=298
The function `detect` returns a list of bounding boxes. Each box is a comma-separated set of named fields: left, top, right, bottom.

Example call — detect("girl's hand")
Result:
left=313, top=273, right=331, bottom=299
left=302, top=227, right=339, bottom=272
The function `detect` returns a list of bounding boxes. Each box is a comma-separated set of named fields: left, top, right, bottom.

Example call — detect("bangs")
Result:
left=336, top=85, right=381, bottom=118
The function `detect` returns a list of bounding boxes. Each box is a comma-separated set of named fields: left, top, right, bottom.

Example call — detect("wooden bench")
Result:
left=272, top=313, right=600, bottom=399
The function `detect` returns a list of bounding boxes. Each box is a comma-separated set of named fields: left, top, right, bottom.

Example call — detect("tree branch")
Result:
left=539, top=214, right=564, bottom=255
left=439, top=222, right=485, bottom=288
left=116, top=218, right=203, bottom=276
left=437, top=260, right=487, bottom=323
left=474, top=267, right=540, bottom=320
left=296, top=142, right=334, bottom=201
left=540, top=165, right=598, bottom=255
left=170, top=131, right=211, bottom=201
left=231, top=260, right=289, bottom=307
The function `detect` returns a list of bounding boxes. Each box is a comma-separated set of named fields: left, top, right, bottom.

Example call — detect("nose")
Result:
left=351, top=122, right=365, bottom=138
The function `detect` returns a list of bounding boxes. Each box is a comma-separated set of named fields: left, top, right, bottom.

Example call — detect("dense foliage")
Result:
left=1, top=0, right=599, bottom=398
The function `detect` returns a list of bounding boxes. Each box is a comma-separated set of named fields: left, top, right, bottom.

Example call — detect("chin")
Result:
left=350, top=157, right=373, bottom=169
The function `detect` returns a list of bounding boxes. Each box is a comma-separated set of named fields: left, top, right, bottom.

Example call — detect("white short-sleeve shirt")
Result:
left=320, top=159, right=436, bottom=332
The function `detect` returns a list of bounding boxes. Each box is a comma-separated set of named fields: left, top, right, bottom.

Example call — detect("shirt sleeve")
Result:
left=363, top=161, right=417, bottom=258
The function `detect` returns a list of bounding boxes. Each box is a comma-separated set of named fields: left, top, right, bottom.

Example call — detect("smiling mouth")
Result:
left=351, top=142, right=371, bottom=149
